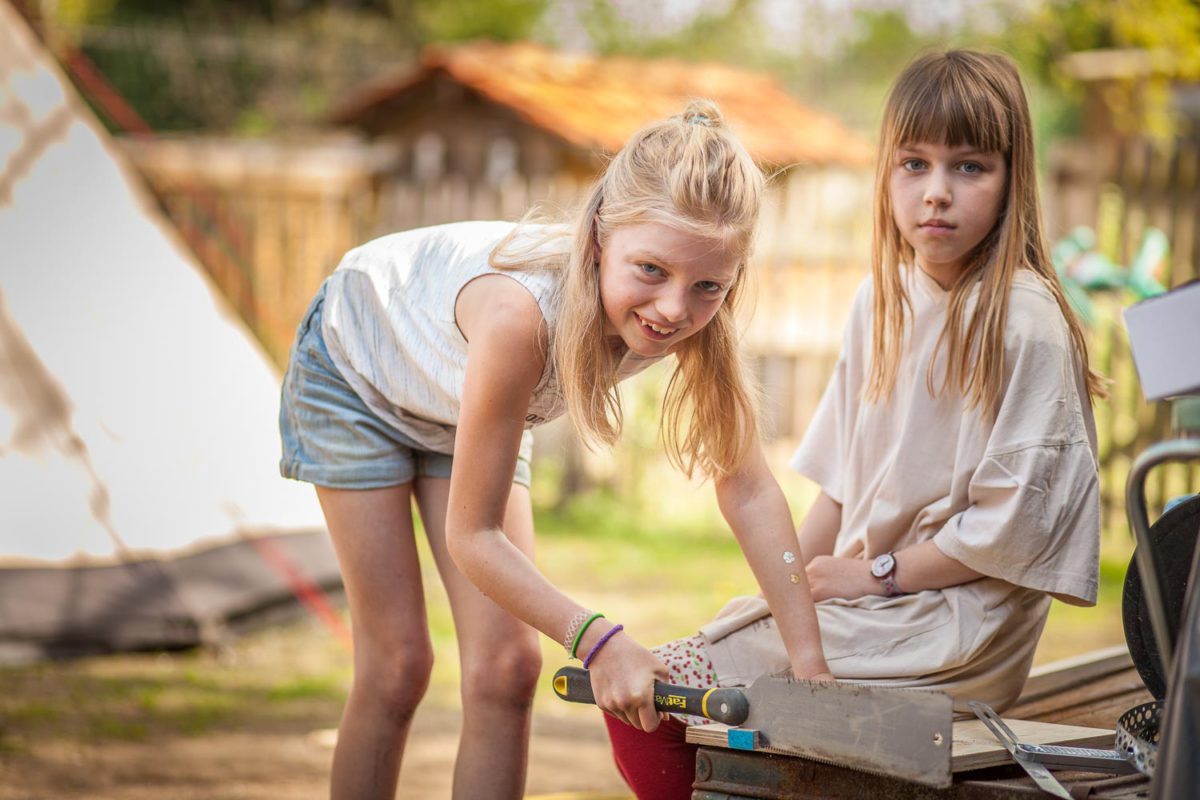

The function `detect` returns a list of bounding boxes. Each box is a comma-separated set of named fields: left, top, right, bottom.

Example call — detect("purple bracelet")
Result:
left=582, top=624, right=624, bottom=669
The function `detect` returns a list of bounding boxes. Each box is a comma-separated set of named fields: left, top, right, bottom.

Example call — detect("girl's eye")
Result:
left=959, top=162, right=983, bottom=174
left=639, top=263, right=662, bottom=276
left=697, top=281, right=723, bottom=294
left=902, top=158, right=925, bottom=172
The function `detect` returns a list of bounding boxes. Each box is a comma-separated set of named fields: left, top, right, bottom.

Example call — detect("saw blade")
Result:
left=740, top=676, right=954, bottom=788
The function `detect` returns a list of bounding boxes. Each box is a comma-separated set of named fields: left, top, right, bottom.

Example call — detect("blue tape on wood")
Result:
left=727, top=727, right=759, bottom=750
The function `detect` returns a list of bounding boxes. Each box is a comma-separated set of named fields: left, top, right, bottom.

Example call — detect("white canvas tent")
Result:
left=0, top=3, right=341, bottom=663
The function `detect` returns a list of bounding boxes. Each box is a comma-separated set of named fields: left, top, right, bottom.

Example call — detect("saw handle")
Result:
left=552, top=666, right=749, bottom=726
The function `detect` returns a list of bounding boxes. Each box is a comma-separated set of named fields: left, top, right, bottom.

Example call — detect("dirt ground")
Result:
left=0, top=526, right=1130, bottom=799
left=0, top=618, right=633, bottom=800
left=0, top=707, right=628, bottom=799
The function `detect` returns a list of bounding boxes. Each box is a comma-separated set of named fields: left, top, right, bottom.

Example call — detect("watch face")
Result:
left=871, top=553, right=895, bottom=578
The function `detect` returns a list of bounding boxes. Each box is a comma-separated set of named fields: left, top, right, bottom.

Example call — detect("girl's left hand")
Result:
left=805, top=556, right=878, bottom=602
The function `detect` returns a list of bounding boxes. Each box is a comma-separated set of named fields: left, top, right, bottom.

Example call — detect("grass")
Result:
left=0, top=485, right=1132, bottom=753
left=531, top=484, right=1132, bottom=664
left=1038, top=539, right=1133, bottom=663
left=0, top=639, right=348, bottom=746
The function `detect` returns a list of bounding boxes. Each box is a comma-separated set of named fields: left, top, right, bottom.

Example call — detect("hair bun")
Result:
left=682, top=99, right=723, bottom=128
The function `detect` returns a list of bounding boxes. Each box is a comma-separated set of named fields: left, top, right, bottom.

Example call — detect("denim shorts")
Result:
left=279, top=282, right=532, bottom=489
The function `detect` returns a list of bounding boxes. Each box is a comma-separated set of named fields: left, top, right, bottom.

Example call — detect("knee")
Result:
left=462, top=636, right=542, bottom=708
left=355, top=643, right=435, bottom=722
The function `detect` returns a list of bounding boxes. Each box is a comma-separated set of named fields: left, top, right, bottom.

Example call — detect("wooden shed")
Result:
left=328, top=41, right=877, bottom=438
left=331, top=40, right=872, bottom=181
left=125, top=41, right=876, bottom=438
left=329, top=42, right=876, bottom=294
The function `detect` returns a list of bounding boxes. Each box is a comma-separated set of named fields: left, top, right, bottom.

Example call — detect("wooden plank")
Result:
left=685, top=717, right=1114, bottom=774
left=694, top=745, right=1151, bottom=800
left=1015, top=645, right=1132, bottom=705
left=950, top=718, right=1114, bottom=772
left=1009, top=665, right=1151, bottom=728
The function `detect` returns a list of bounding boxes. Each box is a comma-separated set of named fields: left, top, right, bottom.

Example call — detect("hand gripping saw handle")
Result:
left=552, top=666, right=749, bottom=725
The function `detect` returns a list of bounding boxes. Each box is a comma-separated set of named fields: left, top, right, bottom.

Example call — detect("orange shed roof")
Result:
left=333, top=41, right=873, bottom=168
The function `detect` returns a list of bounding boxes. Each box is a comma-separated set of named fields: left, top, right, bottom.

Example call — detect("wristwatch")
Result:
left=870, top=552, right=905, bottom=597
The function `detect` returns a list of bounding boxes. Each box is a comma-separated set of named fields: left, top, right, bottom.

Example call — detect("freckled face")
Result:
left=889, top=141, right=1008, bottom=287
left=597, top=222, right=740, bottom=358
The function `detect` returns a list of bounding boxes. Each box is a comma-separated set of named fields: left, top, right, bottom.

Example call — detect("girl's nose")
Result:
left=656, top=288, right=689, bottom=324
left=924, top=168, right=952, bottom=206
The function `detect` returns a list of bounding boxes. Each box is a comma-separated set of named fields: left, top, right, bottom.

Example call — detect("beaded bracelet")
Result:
left=562, top=610, right=591, bottom=654
left=582, top=624, right=624, bottom=669
left=570, top=613, right=605, bottom=660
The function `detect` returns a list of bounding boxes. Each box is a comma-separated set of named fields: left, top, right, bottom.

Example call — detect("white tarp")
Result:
left=0, top=2, right=337, bottom=660
left=0, top=1, right=325, bottom=563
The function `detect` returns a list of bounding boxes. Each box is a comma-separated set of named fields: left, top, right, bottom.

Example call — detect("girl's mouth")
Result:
left=919, top=219, right=957, bottom=236
left=635, top=312, right=677, bottom=340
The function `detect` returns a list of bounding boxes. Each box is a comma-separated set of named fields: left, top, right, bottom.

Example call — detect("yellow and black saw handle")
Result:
left=552, top=666, right=750, bottom=726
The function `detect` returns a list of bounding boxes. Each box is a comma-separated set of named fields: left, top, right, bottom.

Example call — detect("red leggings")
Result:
left=603, top=713, right=699, bottom=800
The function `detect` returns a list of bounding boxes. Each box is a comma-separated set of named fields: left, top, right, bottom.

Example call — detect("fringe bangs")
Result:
left=890, top=55, right=1012, bottom=156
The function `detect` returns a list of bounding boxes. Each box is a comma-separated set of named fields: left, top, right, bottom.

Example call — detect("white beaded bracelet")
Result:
left=562, top=609, right=591, bottom=654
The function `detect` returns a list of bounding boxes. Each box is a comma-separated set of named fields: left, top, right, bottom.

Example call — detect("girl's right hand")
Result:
left=584, top=627, right=669, bottom=732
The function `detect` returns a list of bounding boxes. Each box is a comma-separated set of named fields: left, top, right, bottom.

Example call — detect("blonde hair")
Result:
left=868, top=50, right=1106, bottom=413
left=492, top=99, right=764, bottom=478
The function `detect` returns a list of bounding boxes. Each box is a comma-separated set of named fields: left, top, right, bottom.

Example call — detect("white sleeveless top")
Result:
left=320, top=221, right=662, bottom=455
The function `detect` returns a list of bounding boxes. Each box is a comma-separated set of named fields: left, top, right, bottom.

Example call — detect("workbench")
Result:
left=687, top=647, right=1154, bottom=799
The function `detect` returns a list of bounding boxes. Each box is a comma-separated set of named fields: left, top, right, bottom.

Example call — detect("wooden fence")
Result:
left=1046, top=135, right=1200, bottom=536
left=121, top=134, right=871, bottom=404
left=123, top=132, right=1200, bottom=532
left=121, top=136, right=389, bottom=364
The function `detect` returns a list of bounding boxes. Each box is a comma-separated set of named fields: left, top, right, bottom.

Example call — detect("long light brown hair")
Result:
left=868, top=50, right=1106, bottom=412
left=493, top=99, right=764, bottom=478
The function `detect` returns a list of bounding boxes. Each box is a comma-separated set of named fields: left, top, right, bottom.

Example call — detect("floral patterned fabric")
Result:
left=652, top=634, right=718, bottom=726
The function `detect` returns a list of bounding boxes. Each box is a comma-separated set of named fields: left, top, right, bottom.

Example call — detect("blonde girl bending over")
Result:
left=607, top=51, right=1106, bottom=799
left=278, top=99, right=831, bottom=800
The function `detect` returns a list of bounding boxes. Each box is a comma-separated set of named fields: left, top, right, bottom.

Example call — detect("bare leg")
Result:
left=317, top=484, right=433, bottom=800
left=414, top=478, right=542, bottom=800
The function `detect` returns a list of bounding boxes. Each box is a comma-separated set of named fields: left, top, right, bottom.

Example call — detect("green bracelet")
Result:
left=570, top=612, right=605, bottom=660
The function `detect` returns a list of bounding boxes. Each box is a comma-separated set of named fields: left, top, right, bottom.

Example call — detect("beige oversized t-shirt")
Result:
left=700, top=267, right=1100, bottom=712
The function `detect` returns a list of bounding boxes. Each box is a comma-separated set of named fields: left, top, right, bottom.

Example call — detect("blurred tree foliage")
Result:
left=1010, top=0, right=1200, bottom=140
left=33, top=0, right=1200, bottom=139
left=579, top=0, right=772, bottom=66
left=36, top=0, right=548, bottom=133
left=783, top=7, right=942, bottom=134
left=1017, top=0, right=1200, bottom=72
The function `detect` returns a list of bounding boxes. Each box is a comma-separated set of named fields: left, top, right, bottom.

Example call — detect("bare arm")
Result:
left=715, top=441, right=831, bottom=680
left=891, top=540, right=984, bottom=593
left=444, top=276, right=561, bottom=630
left=797, top=490, right=841, bottom=565
left=445, top=275, right=666, bottom=731
left=804, top=539, right=984, bottom=602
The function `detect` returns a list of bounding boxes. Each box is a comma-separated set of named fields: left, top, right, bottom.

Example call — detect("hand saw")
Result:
left=552, top=666, right=954, bottom=787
